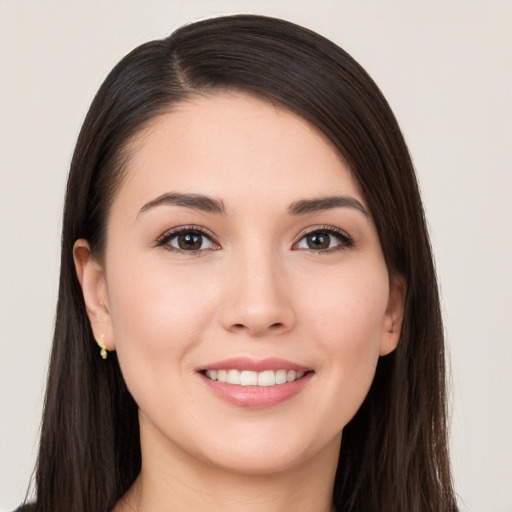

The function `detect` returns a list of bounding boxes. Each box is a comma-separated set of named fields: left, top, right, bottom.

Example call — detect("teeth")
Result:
left=275, top=369, right=287, bottom=384
left=286, top=370, right=296, bottom=382
left=240, top=370, right=258, bottom=386
left=258, top=370, right=275, bottom=386
left=227, top=369, right=240, bottom=385
left=205, top=369, right=307, bottom=386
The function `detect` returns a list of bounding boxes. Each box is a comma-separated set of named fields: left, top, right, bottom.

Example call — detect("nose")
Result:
left=220, top=247, right=296, bottom=337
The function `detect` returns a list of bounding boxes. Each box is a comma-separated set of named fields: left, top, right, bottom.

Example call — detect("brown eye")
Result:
left=177, top=233, right=203, bottom=251
left=159, top=228, right=218, bottom=253
left=295, top=227, right=353, bottom=252
left=305, top=232, right=331, bottom=250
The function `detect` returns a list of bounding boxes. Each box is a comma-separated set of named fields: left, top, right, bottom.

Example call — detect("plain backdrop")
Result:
left=1, top=1, right=511, bottom=511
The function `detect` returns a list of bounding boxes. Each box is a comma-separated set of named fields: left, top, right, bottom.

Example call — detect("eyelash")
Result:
left=155, top=225, right=219, bottom=255
left=155, top=225, right=354, bottom=255
left=293, top=225, right=354, bottom=254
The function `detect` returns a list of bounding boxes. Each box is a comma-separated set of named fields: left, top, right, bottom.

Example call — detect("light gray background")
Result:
left=1, top=1, right=511, bottom=511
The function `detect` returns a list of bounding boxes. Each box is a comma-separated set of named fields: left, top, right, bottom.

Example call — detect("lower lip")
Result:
left=200, top=372, right=313, bottom=408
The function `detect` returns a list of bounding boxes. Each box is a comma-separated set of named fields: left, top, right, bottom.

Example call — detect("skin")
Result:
left=74, top=91, right=404, bottom=512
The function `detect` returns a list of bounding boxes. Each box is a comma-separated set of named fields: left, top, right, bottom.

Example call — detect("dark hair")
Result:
left=29, top=14, right=457, bottom=512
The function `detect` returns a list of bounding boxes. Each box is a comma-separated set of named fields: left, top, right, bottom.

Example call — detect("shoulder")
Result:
left=12, top=505, right=35, bottom=512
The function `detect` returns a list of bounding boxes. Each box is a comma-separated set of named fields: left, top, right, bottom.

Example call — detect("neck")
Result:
left=115, top=417, right=340, bottom=512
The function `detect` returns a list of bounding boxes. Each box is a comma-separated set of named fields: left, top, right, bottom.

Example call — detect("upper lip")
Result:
left=199, top=357, right=311, bottom=373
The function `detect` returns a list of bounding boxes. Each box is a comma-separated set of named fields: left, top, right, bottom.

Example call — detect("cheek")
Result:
left=305, top=262, right=389, bottom=348
left=303, top=264, right=389, bottom=424
left=108, top=249, right=215, bottom=333
left=104, top=253, right=217, bottom=388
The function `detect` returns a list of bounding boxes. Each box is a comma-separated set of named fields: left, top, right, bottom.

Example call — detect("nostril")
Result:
left=229, top=321, right=285, bottom=334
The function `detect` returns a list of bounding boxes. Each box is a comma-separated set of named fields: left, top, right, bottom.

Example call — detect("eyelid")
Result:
left=155, top=225, right=221, bottom=253
left=292, top=225, right=354, bottom=252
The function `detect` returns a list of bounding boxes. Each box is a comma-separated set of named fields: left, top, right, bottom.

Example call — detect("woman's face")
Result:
left=77, top=91, right=403, bottom=475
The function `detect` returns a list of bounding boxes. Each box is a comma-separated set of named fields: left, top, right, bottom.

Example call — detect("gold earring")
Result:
left=96, top=333, right=108, bottom=359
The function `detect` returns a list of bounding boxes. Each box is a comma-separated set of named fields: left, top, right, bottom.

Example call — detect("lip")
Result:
left=199, top=357, right=310, bottom=373
left=198, top=357, right=313, bottom=408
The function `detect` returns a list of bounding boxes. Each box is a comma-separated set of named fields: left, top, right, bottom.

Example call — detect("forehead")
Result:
left=114, top=91, right=364, bottom=217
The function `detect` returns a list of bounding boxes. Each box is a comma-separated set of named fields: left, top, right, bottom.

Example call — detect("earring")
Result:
left=96, top=333, right=108, bottom=360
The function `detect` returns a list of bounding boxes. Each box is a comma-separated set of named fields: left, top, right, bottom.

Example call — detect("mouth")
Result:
left=198, top=358, right=314, bottom=408
left=201, top=368, right=308, bottom=386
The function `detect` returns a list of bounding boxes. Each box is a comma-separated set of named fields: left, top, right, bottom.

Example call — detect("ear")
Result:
left=73, top=239, right=115, bottom=352
left=379, top=274, right=406, bottom=356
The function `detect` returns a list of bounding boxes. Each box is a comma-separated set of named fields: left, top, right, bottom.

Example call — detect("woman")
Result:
left=19, top=14, right=458, bottom=512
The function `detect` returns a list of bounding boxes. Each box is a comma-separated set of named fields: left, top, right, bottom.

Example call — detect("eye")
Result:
left=156, top=227, right=219, bottom=253
left=294, top=227, right=353, bottom=252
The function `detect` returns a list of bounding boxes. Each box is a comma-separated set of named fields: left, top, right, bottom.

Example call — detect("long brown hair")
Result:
left=29, top=14, right=457, bottom=512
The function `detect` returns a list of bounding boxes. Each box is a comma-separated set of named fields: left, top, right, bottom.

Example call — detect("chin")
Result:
left=203, top=446, right=313, bottom=475
left=188, top=424, right=340, bottom=477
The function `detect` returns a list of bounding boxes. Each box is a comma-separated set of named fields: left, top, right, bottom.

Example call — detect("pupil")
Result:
left=307, top=232, right=330, bottom=250
left=178, top=233, right=202, bottom=250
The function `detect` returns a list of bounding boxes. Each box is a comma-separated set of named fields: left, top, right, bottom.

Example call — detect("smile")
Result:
left=199, top=358, right=313, bottom=408
left=204, top=369, right=306, bottom=386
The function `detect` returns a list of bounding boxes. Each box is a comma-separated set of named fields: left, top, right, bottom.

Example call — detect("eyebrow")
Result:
left=139, top=192, right=226, bottom=216
left=138, top=192, right=368, bottom=218
left=288, top=196, right=369, bottom=217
